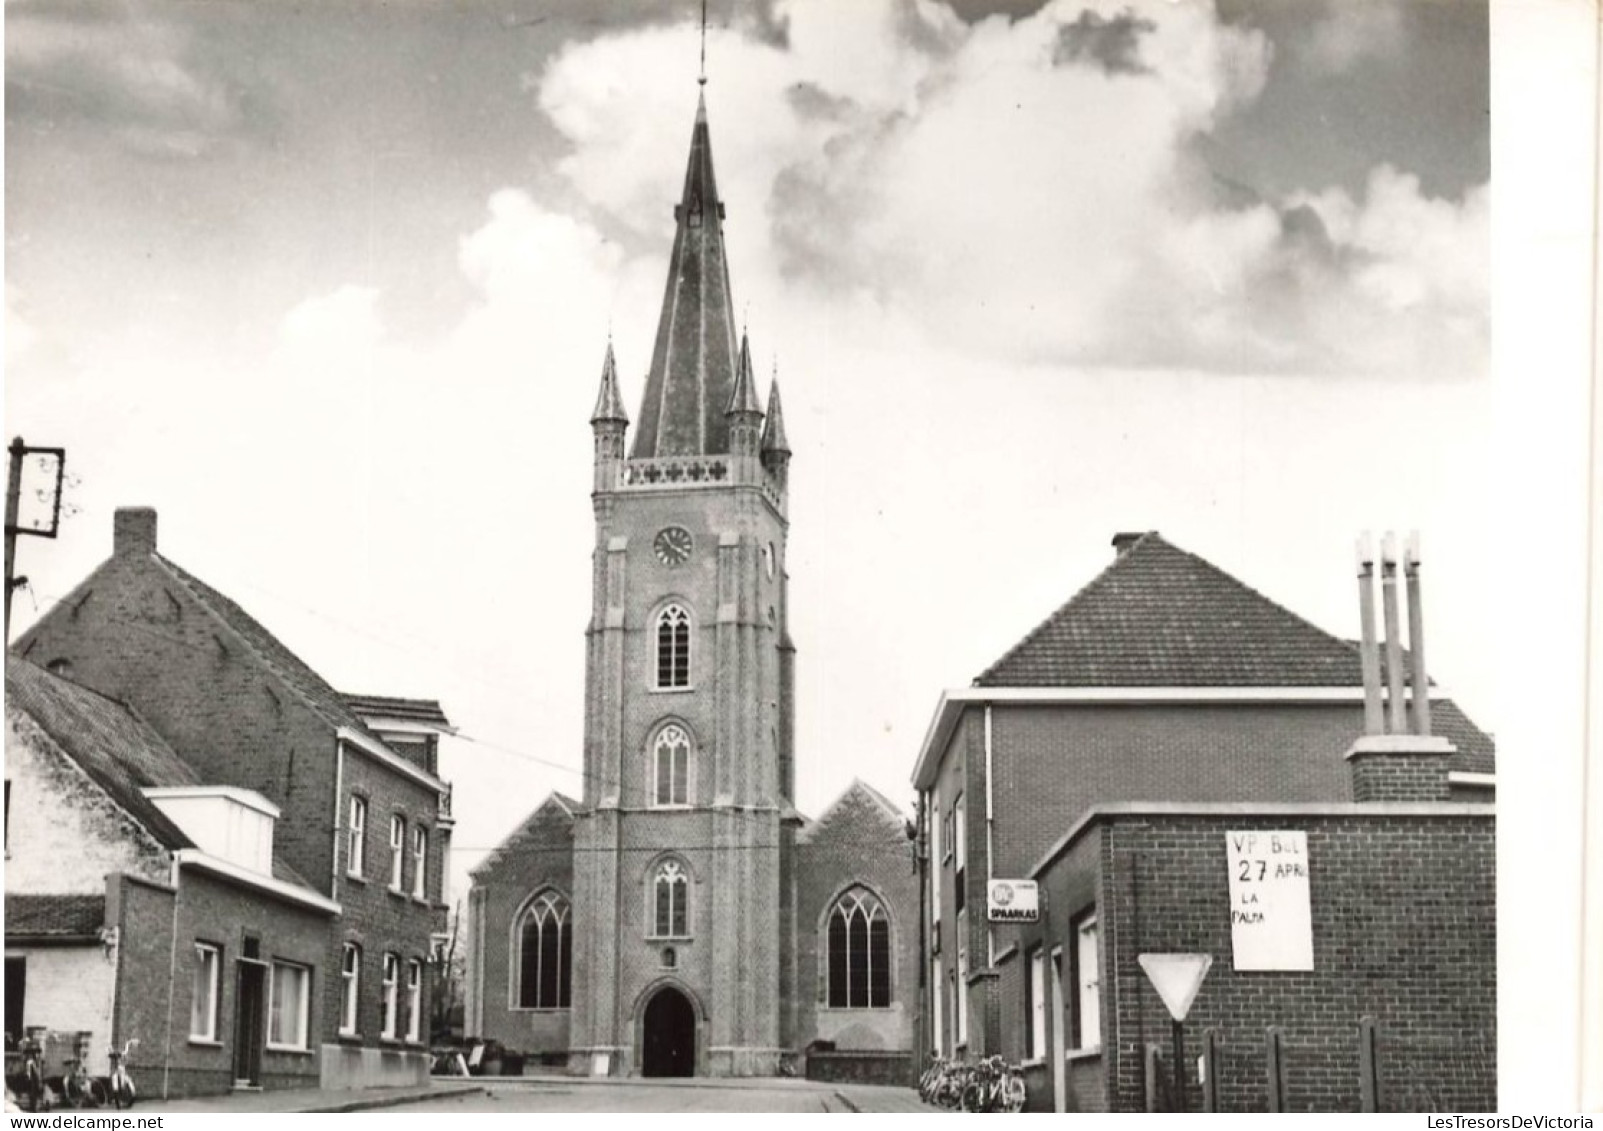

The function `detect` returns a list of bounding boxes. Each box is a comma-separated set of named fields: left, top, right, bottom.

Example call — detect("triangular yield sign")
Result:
left=1138, top=953, right=1213, bottom=1022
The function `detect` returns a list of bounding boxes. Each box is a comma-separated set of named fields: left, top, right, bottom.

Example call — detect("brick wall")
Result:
left=330, top=748, right=447, bottom=1055
left=469, top=801, right=575, bottom=1055
left=111, top=870, right=332, bottom=1098
left=18, top=553, right=339, bottom=890
left=988, top=704, right=1376, bottom=880
left=793, top=787, right=918, bottom=1056
left=1046, top=810, right=1496, bottom=1113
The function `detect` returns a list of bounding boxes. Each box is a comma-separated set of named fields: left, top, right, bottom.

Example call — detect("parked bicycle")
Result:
left=60, top=1052, right=106, bottom=1109
left=959, top=1055, right=1027, bottom=1113
left=920, top=1053, right=1027, bottom=1112
left=14, top=1032, right=52, bottom=1112
left=107, top=1039, right=138, bottom=1109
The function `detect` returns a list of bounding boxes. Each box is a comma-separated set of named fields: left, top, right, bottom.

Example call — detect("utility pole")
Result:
left=4, top=436, right=68, bottom=645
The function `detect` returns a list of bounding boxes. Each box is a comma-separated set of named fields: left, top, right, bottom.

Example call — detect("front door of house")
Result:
left=234, top=961, right=266, bottom=1087
left=641, top=987, right=695, bottom=1077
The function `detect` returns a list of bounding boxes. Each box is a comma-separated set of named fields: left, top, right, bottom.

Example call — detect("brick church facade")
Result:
left=464, top=90, right=917, bottom=1079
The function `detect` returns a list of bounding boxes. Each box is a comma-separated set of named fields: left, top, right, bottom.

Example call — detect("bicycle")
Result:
left=15, top=1032, right=52, bottom=1112
left=958, top=1054, right=1027, bottom=1113
left=107, top=1039, right=138, bottom=1109
left=61, top=1054, right=106, bottom=1109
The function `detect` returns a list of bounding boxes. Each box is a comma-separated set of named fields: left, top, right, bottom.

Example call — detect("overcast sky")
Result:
left=5, top=0, right=1498, bottom=916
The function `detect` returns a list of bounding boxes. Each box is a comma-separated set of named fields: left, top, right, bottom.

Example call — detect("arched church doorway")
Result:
left=641, top=986, right=696, bottom=1077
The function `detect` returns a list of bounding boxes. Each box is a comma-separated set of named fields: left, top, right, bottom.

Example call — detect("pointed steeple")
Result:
left=727, top=330, right=763, bottom=417
left=760, top=371, right=791, bottom=458
left=590, top=339, right=629, bottom=426
left=630, top=91, right=741, bottom=459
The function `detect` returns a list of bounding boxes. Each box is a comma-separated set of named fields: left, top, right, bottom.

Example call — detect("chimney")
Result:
left=1346, top=528, right=1453, bottom=802
left=1111, top=531, right=1147, bottom=557
left=113, top=508, right=157, bottom=558
left=1355, top=533, right=1384, bottom=735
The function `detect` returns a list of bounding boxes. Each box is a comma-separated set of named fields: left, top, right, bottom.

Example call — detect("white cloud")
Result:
left=5, top=284, right=40, bottom=367
left=529, top=0, right=1484, bottom=379
left=1302, top=0, right=1406, bottom=74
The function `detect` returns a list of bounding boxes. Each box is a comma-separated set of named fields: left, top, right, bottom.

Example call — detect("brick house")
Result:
left=13, top=509, right=454, bottom=1090
left=5, top=657, right=337, bottom=1096
left=911, top=531, right=1495, bottom=1109
left=463, top=91, right=919, bottom=1080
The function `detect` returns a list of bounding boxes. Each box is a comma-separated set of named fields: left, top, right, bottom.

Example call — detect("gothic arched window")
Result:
left=655, top=604, right=691, bottom=689
left=652, top=724, right=692, bottom=807
left=651, top=860, right=689, bottom=938
left=517, top=891, right=572, bottom=1010
left=827, top=887, right=891, bottom=1009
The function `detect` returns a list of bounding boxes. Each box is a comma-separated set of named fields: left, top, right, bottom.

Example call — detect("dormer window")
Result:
left=145, top=787, right=280, bottom=876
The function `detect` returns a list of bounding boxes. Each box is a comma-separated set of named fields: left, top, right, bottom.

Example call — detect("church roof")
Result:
left=630, top=91, right=742, bottom=459
left=976, top=531, right=1372, bottom=688
left=797, top=779, right=909, bottom=845
left=469, top=791, right=581, bottom=880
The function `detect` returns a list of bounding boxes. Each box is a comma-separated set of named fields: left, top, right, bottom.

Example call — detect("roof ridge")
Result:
left=975, top=531, right=1158, bottom=685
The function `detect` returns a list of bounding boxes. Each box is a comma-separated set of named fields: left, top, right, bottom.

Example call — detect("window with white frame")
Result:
left=930, top=804, right=942, bottom=931
left=412, top=826, right=428, bottom=899
left=347, top=796, right=367, bottom=878
left=1027, top=946, right=1047, bottom=1060
left=267, top=960, right=310, bottom=1050
left=1074, top=912, right=1100, bottom=1050
left=190, top=943, right=220, bottom=1041
left=517, top=891, right=572, bottom=1009
left=826, top=887, right=891, bottom=1008
left=339, top=943, right=361, bottom=1036
left=406, top=959, right=423, bottom=1042
left=382, top=953, right=400, bottom=1039
left=651, top=859, right=689, bottom=938
left=931, top=957, right=945, bottom=1057
left=654, top=604, right=691, bottom=689
left=652, top=724, right=691, bottom=807
left=389, top=814, right=405, bottom=890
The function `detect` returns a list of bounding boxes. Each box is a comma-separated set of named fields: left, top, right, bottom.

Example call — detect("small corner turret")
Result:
left=760, top=370, right=791, bottom=492
left=726, top=330, right=764, bottom=461
left=591, top=339, right=629, bottom=495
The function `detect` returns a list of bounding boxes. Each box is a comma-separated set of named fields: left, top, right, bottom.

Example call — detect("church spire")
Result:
left=629, top=93, right=740, bottom=459
left=589, top=338, right=628, bottom=426
left=761, top=370, right=791, bottom=460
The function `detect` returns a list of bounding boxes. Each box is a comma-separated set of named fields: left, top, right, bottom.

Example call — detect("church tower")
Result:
left=569, top=88, right=799, bottom=1078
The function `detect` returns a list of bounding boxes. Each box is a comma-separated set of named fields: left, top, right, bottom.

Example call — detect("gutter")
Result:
left=173, top=849, right=343, bottom=914
left=911, top=685, right=1459, bottom=789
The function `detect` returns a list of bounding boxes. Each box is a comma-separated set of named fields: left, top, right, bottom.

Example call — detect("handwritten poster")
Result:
left=1226, top=830, right=1313, bottom=971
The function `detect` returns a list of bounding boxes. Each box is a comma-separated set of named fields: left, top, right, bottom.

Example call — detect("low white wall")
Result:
left=6, top=945, right=116, bottom=1075
left=318, top=1044, right=431, bottom=1090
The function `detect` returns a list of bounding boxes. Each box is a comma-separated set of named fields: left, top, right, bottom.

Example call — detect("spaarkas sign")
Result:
left=987, top=879, right=1040, bottom=923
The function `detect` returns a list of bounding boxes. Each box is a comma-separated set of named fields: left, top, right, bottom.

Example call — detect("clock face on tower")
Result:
left=654, top=526, right=693, bottom=567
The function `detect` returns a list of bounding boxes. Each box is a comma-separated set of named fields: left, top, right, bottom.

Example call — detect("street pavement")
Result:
left=391, top=1078, right=940, bottom=1114
left=133, top=1076, right=939, bottom=1115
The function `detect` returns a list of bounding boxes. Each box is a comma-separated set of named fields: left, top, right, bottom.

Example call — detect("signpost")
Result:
left=986, top=879, right=1039, bottom=923
left=1226, top=831, right=1313, bottom=970
left=1138, top=953, right=1212, bottom=1113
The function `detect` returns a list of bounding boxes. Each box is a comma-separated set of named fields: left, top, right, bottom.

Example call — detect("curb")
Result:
left=304, top=1084, right=486, bottom=1113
